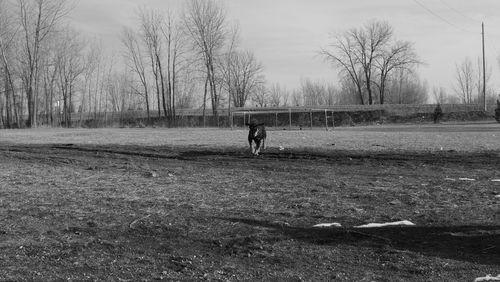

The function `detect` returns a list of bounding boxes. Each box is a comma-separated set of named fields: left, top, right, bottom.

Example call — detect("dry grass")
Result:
left=0, top=124, right=499, bottom=281
left=1, top=122, right=499, bottom=151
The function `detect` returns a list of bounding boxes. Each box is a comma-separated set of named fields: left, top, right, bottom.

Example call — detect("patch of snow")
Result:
left=474, top=274, right=500, bottom=282
left=312, top=223, right=342, bottom=228
left=354, top=220, right=415, bottom=228
left=491, top=179, right=500, bottom=182
left=389, top=200, right=402, bottom=205
left=458, top=177, right=475, bottom=181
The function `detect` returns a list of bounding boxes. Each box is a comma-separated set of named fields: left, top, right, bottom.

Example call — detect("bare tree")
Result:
left=161, top=9, right=188, bottom=123
left=184, top=0, right=227, bottom=118
left=79, top=38, right=101, bottom=124
left=17, top=0, right=72, bottom=127
left=54, top=28, right=85, bottom=126
left=454, top=57, right=475, bottom=104
left=337, top=76, right=361, bottom=105
left=432, top=86, right=459, bottom=104
left=374, top=40, right=420, bottom=104
left=40, top=35, right=58, bottom=125
left=386, top=68, right=428, bottom=104
left=291, top=89, right=303, bottom=107
left=321, top=32, right=365, bottom=104
left=251, top=84, right=268, bottom=107
left=175, top=68, right=197, bottom=109
left=382, top=68, right=427, bottom=104
left=269, top=83, right=286, bottom=107
left=322, top=20, right=419, bottom=105
left=0, top=0, right=19, bottom=127
left=122, top=27, right=151, bottom=124
left=219, top=24, right=239, bottom=113
left=352, top=21, right=392, bottom=105
left=222, top=50, right=264, bottom=107
left=138, top=7, right=165, bottom=118
left=300, top=78, right=337, bottom=106
left=107, top=70, right=133, bottom=113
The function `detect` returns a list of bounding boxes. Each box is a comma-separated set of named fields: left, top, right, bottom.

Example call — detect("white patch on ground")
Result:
left=354, top=220, right=415, bottom=228
left=312, top=223, right=342, bottom=228
left=474, top=274, right=500, bottom=282
left=458, top=177, right=475, bottom=181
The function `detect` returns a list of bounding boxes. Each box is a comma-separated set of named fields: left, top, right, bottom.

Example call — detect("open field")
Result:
left=1, top=122, right=500, bottom=151
left=0, top=123, right=499, bottom=281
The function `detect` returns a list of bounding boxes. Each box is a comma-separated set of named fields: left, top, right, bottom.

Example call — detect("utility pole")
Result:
left=482, top=22, right=486, bottom=111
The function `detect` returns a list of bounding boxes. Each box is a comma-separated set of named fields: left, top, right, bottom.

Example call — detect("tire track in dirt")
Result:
left=0, top=144, right=499, bottom=167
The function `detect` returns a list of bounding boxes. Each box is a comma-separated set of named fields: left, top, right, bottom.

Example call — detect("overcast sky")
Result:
left=70, top=0, right=500, bottom=98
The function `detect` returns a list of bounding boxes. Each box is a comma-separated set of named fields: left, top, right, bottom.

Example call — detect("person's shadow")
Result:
left=217, top=217, right=500, bottom=266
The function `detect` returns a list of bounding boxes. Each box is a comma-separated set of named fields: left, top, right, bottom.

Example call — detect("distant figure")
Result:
left=433, top=103, right=443, bottom=124
left=246, top=120, right=266, bottom=156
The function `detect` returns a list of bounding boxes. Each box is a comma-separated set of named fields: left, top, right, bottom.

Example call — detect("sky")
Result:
left=70, top=0, right=500, bottom=99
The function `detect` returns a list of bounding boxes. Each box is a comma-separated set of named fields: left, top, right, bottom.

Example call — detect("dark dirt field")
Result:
left=0, top=127, right=499, bottom=281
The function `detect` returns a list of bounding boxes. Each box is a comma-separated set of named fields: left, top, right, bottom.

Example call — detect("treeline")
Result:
left=0, top=0, right=267, bottom=128
left=2, top=0, right=489, bottom=129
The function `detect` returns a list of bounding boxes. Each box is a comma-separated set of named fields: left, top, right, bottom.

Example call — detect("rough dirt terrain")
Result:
left=0, top=125, right=499, bottom=281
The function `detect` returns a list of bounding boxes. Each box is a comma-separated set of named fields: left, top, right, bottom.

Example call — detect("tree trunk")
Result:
left=203, top=74, right=208, bottom=127
left=4, top=65, right=11, bottom=127
left=171, top=54, right=176, bottom=125
left=157, top=55, right=167, bottom=119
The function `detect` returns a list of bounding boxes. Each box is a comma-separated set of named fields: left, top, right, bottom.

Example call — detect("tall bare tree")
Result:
left=17, top=0, right=72, bottom=127
left=122, top=27, right=151, bottom=124
left=454, top=57, right=475, bottom=104
left=184, top=0, right=227, bottom=118
left=321, top=32, right=365, bottom=104
left=79, top=38, right=102, bottom=124
left=40, top=34, right=58, bottom=125
left=322, top=20, right=419, bottom=105
left=0, top=0, right=19, bottom=127
left=218, top=24, right=239, bottom=117
left=374, top=40, right=420, bottom=104
left=106, top=70, right=133, bottom=113
left=139, top=7, right=165, bottom=118
left=54, top=28, right=85, bottom=126
left=222, top=50, right=264, bottom=107
left=161, top=9, right=188, bottom=123
left=351, top=21, right=392, bottom=105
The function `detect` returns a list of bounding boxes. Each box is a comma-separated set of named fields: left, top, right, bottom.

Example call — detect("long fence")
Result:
left=230, top=103, right=492, bottom=130
left=33, top=103, right=496, bottom=128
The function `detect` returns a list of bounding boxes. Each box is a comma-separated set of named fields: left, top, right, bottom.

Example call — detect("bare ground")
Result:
left=0, top=126, right=499, bottom=281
